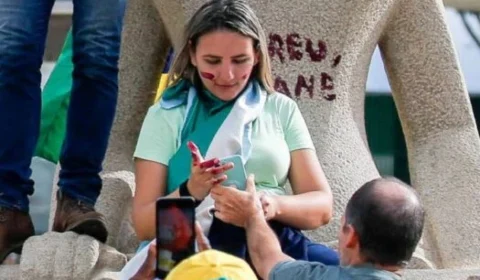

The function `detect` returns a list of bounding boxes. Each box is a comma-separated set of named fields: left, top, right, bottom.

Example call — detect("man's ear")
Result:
left=344, top=224, right=359, bottom=249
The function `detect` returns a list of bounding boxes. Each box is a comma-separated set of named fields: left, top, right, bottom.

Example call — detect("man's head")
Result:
left=338, top=177, right=425, bottom=268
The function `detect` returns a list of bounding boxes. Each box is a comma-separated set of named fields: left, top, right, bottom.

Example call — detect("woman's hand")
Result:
left=186, top=141, right=233, bottom=200
left=211, top=175, right=263, bottom=228
left=259, top=192, right=279, bottom=221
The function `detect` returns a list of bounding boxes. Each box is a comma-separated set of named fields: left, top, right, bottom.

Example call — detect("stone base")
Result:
left=0, top=264, right=19, bottom=280
left=405, top=269, right=480, bottom=280
left=0, top=232, right=127, bottom=280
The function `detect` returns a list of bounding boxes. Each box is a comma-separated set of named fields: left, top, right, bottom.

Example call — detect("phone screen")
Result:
left=220, top=155, right=247, bottom=190
left=156, top=197, right=196, bottom=279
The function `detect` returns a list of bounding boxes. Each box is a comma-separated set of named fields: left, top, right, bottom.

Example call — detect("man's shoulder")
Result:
left=344, top=266, right=402, bottom=280
left=269, top=261, right=349, bottom=280
left=270, top=261, right=401, bottom=280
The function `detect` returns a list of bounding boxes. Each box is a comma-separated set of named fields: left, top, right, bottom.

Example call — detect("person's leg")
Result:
left=53, top=0, right=123, bottom=243
left=0, top=0, right=55, bottom=262
left=269, top=221, right=340, bottom=265
left=208, top=217, right=248, bottom=258
left=307, top=243, right=340, bottom=265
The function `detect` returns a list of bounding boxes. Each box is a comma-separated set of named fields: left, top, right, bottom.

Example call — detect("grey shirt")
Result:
left=269, top=261, right=402, bottom=280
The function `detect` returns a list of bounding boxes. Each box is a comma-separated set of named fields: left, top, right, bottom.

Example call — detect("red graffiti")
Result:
left=332, top=54, right=342, bottom=68
left=274, top=73, right=336, bottom=101
left=274, top=76, right=291, bottom=97
left=269, top=32, right=330, bottom=63
left=268, top=33, right=285, bottom=63
left=324, top=93, right=336, bottom=101
left=268, top=32, right=341, bottom=101
left=286, top=33, right=303, bottom=61
left=321, top=73, right=334, bottom=90
left=295, top=75, right=314, bottom=98
left=305, top=38, right=327, bottom=62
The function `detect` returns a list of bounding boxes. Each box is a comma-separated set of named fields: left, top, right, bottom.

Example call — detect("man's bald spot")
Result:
left=344, top=176, right=425, bottom=266
left=369, top=177, right=421, bottom=210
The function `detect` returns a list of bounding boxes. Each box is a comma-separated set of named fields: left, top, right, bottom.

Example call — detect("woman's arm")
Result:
left=132, top=153, right=229, bottom=241
left=132, top=158, right=181, bottom=241
left=270, top=149, right=333, bottom=230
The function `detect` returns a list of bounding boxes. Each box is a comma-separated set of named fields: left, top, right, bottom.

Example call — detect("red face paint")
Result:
left=200, top=72, right=215, bottom=80
left=241, top=73, right=249, bottom=80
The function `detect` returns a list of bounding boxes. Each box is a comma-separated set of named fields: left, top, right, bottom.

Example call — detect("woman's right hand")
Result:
left=186, top=141, right=233, bottom=200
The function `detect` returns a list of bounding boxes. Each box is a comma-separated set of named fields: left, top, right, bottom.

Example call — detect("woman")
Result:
left=132, top=0, right=339, bottom=267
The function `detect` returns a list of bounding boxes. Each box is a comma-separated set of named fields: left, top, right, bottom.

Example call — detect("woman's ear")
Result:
left=253, top=50, right=260, bottom=66
left=189, top=40, right=197, bottom=67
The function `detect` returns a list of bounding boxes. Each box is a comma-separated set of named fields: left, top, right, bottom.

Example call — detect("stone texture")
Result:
left=17, top=232, right=126, bottom=280
left=0, top=232, right=127, bottom=280
left=0, top=265, right=20, bottom=279
left=404, top=269, right=480, bottom=280
left=115, top=0, right=480, bottom=270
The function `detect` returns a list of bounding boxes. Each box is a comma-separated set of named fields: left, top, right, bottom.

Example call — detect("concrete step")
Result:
left=405, top=269, right=480, bottom=280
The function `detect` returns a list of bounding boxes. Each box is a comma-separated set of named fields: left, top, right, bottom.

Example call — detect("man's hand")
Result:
left=130, top=222, right=211, bottom=280
left=211, top=174, right=263, bottom=228
left=259, top=192, right=279, bottom=221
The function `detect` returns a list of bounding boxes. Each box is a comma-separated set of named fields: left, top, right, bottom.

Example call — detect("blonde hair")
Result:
left=167, top=0, right=274, bottom=93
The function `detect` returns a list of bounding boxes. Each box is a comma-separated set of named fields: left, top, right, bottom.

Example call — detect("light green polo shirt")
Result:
left=134, top=92, right=315, bottom=195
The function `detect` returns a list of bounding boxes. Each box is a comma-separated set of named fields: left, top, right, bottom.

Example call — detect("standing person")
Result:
left=0, top=0, right=123, bottom=263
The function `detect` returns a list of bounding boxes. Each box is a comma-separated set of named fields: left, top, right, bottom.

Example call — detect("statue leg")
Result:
left=95, top=0, right=172, bottom=253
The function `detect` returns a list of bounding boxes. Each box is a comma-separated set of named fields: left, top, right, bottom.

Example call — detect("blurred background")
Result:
left=33, top=1, right=480, bottom=234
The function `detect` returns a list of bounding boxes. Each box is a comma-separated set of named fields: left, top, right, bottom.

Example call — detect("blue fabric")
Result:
left=208, top=219, right=340, bottom=266
left=137, top=240, right=150, bottom=253
left=0, top=0, right=123, bottom=211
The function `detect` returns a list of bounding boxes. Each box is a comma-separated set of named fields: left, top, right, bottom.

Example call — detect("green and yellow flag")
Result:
left=35, top=29, right=174, bottom=163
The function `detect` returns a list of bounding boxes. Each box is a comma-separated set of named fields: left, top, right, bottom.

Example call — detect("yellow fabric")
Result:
left=165, top=249, right=258, bottom=280
left=155, top=73, right=170, bottom=103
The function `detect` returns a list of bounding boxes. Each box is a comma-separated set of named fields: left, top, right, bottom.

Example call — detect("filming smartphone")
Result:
left=155, top=197, right=196, bottom=279
left=219, top=155, right=247, bottom=190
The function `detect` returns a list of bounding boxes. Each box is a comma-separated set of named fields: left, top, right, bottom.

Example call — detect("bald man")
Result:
left=130, top=177, right=425, bottom=280
left=242, top=177, right=426, bottom=280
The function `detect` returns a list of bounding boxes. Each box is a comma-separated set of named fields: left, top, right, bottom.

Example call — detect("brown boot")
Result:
left=52, top=191, right=108, bottom=243
left=0, top=207, right=34, bottom=263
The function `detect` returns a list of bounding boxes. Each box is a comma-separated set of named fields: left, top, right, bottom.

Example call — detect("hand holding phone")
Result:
left=156, top=197, right=196, bottom=279
left=187, top=141, right=233, bottom=200
left=219, top=155, right=248, bottom=190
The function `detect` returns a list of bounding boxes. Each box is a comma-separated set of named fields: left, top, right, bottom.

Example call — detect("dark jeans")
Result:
left=0, top=0, right=123, bottom=211
left=208, top=218, right=340, bottom=267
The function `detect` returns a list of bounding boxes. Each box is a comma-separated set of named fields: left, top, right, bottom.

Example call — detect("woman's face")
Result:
left=190, top=30, right=259, bottom=101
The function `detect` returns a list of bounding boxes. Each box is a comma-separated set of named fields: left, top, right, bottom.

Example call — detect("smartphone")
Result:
left=219, top=155, right=247, bottom=190
left=156, top=197, right=196, bottom=279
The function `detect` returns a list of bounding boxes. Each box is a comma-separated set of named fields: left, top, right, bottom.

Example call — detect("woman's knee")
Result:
left=307, top=243, right=340, bottom=265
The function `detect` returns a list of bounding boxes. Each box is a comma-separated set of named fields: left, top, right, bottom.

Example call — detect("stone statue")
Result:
left=2, top=0, right=479, bottom=279
left=112, top=0, right=480, bottom=273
